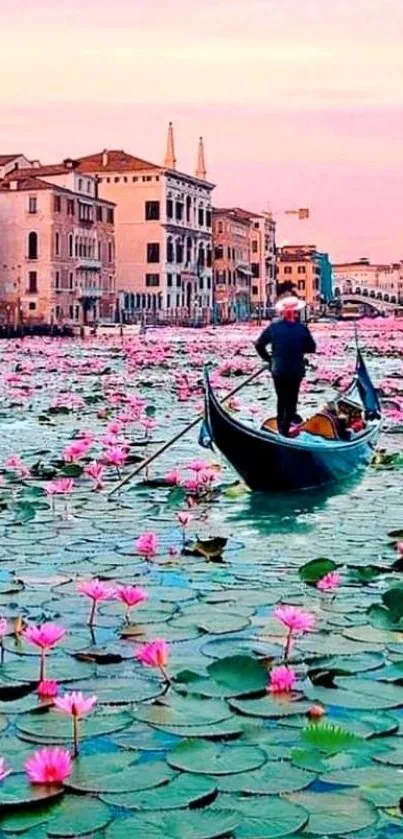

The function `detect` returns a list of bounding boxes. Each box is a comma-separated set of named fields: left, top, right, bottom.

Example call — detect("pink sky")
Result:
left=2, top=0, right=402, bottom=261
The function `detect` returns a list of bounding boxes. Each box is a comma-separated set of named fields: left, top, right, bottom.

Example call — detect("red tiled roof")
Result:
left=76, top=150, right=158, bottom=173
left=0, top=177, right=115, bottom=205
left=213, top=206, right=261, bottom=221
left=0, top=154, right=24, bottom=166
left=4, top=163, right=80, bottom=180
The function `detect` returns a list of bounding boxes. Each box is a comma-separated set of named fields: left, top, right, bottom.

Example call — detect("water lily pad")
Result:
left=105, top=808, right=240, bottom=839
left=320, top=764, right=403, bottom=786
left=68, top=756, right=174, bottom=793
left=0, top=773, right=64, bottom=808
left=132, top=694, right=233, bottom=727
left=214, top=760, right=313, bottom=794
left=47, top=795, right=111, bottom=836
left=66, top=676, right=163, bottom=705
left=17, top=709, right=132, bottom=742
left=206, top=654, right=268, bottom=695
left=230, top=696, right=312, bottom=718
left=103, top=774, right=216, bottom=810
left=2, top=657, right=94, bottom=684
left=289, top=791, right=377, bottom=834
left=213, top=795, right=309, bottom=838
left=0, top=800, right=61, bottom=833
left=167, top=740, right=266, bottom=775
left=299, top=558, right=337, bottom=584
left=148, top=718, right=244, bottom=739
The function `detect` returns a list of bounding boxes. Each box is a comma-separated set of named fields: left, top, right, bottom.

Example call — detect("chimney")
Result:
left=196, top=136, right=206, bottom=180
left=63, top=158, right=74, bottom=169
left=102, top=150, right=109, bottom=168
left=31, top=160, right=41, bottom=169
left=9, top=181, right=18, bottom=191
left=164, top=123, right=176, bottom=170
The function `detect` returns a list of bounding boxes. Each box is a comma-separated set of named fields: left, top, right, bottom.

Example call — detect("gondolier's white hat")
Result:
left=275, top=295, right=306, bottom=313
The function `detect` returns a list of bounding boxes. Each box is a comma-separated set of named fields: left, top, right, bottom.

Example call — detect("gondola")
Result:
left=202, top=350, right=382, bottom=492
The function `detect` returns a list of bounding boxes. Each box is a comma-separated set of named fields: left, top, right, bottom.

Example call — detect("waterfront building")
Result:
left=212, top=207, right=276, bottom=320
left=333, top=258, right=403, bottom=303
left=76, top=125, right=214, bottom=319
left=276, top=244, right=332, bottom=309
left=0, top=163, right=116, bottom=326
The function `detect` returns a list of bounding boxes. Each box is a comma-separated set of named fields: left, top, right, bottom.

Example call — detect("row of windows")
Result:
left=25, top=271, right=114, bottom=294
left=214, top=246, right=249, bottom=262
left=99, top=175, right=159, bottom=185
left=28, top=195, right=113, bottom=224
left=282, top=265, right=310, bottom=275
left=166, top=199, right=212, bottom=227
left=26, top=232, right=114, bottom=263
left=166, top=275, right=212, bottom=291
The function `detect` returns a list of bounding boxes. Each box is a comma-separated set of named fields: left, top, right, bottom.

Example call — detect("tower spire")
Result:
left=164, top=122, right=176, bottom=170
left=196, top=136, right=207, bottom=180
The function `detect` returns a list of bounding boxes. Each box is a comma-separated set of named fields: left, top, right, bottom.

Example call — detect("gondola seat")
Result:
left=262, top=413, right=339, bottom=440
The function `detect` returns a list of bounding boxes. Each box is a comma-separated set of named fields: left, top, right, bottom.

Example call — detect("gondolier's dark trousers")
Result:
left=272, top=375, right=302, bottom=437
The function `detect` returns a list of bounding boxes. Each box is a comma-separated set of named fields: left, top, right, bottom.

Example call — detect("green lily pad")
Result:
left=132, top=694, right=232, bottom=727
left=65, top=676, right=163, bottom=705
left=229, top=696, right=312, bottom=718
left=2, top=658, right=94, bottom=684
left=0, top=773, right=64, bottom=808
left=147, top=718, right=244, bottom=739
left=289, top=791, right=377, bottom=834
left=167, top=740, right=266, bottom=775
left=335, top=676, right=403, bottom=707
left=362, top=784, right=403, bottom=807
left=68, top=757, right=174, bottom=793
left=299, top=558, right=338, bottom=584
left=207, top=654, right=268, bottom=694
left=47, top=795, right=111, bottom=836
left=343, top=626, right=403, bottom=644
left=105, top=808, right=240, bottom=839
left=102, top=774, right=216, bottom=810
left=320, top=764, right=403, bottom=786
left=17, top=709, right=132, bottom=742
left=0, top=800, right=61, bottom=833
left=214, top=760, right=313, bottom=794
left=213, top=795, right=309, bottom=838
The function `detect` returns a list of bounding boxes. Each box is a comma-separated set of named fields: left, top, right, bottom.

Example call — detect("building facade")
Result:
left=276, top=244, right=331, bottom=309
left=333, top=258, right=403, bottom=303
left=212, top=207, right=276, bottom=320
left=76, top=126, right=214, bottom=319
left=0, top=163, right=116, bottom=326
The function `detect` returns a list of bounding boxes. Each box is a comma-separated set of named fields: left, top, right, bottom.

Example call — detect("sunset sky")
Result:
left=2, top=0, right=402, bottom=261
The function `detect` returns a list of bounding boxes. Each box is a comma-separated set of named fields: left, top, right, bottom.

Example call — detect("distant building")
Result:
left=76, top=125, right=214, bottom=318
left=212, top=207, right=276, bottom=320
left=276, top=244, right=332, bottom=309
left=0, top=163, right=116, bottom=326
left=333, top=258, right=403, bottom=303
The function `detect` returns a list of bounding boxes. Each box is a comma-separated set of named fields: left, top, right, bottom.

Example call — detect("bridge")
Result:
left=334, top=293, right=403, bottom=315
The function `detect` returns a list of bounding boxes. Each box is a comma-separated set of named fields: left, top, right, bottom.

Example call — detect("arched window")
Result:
left=186, top=196, right=192, bottom=223
left=391, top=295, right=397, bottom=304
left=198, top=203, right=205, bottom=227
left=186, top=236, right=192, bottom=265
left=355, top=287, right=361, bottom=295
left=384, top=293, right=390, bottom=302
left=68, top=234, right=73, bottom=258
left=176, top=239, right=183, bottom=263
left=198, top=245, right=205, bottom=268
left=28, top=232, right=38, bottom=260
left=167, top=237, right=174, bottom=263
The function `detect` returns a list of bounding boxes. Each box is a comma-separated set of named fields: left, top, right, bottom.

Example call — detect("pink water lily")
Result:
left=274, top=605, right=315, bottom=659
left=268, top=665, right=297, bottom=694
left=37, top=680, right=59, bottom=700
left=5, top=455, right=30, bottom=478
left=23, top=623, right=66, bottom=682
left=63, top=439, right=92, bottom=462
left=115, top=585, right=148, bottom=621
left=77, top=579, right=116, bottom=625
left=135, top=638, right=170, bottom=682
left=317, top=571, right=341, bottom=591
left=25, top=747, right=72, bottom=785
left=45, top=478, right=74, bottom=496
left=54, top=691, right=97, bottom=755
left=84, top=461, right=106, bottom=490
left=135, top=531, right=159, bottom=559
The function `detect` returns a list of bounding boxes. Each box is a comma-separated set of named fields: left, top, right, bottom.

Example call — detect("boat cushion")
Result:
left=302, top=413, right=339, bottom=440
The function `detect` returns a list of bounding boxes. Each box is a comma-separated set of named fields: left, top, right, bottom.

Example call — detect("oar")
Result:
left=108, top=364, right=267, bottom=497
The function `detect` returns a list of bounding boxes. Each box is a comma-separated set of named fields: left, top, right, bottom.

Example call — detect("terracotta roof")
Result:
left=4, top=162, right=81, bottom=180
left=0, top=154, right=24, bottom=166
left=0, top=177, right=115, bottom=205
left=76, top=150, right=158, bottom=173
left=213, top=207, right=261, bottom=221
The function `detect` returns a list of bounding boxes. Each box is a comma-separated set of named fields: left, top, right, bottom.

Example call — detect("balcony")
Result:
left=77, top=258, right=102, bottom=271
left=77, top=285, right=103, bottom=299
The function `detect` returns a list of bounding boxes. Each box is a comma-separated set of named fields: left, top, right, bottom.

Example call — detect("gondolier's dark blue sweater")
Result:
left=255, top=320, right=316, bottom=378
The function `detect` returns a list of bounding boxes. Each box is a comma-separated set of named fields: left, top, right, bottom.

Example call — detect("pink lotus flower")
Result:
left=104, top=446, right=128, bottom=475
left=54, top=691, right=97, bottom=755
left=188, top=459, right=208, bottom=473
left=63, top=439, right=92, bottom=463
left=135, top=531, right=159, bottom=559
left=23, top=623, right=66, bottom=682
left=37, top=680, right=59, bottom=699
left=25, top=747, right=72, bottom=785
left=0, top=757, right=11, bottom=783
left=107, top=420, right=123, bottom=436
left=45, top=478, right=74, bottom=496
left=115, top=585, right=148, bottom=620
left=135, top=638, right=170, bottom=682
left=268, top=665, right=297, bottom=694
left=274, top=605, right=315, bottom=659
left=307, top=704, right=325, bottom=719
left=317, top=571, right=341, bottom=592
left=140, top=417, right=156, bottom=436
left=5, top=455, right=30, bottom=478
left=77, top=579, right=116, bottom=626
left=0, top=618, right=8, bottom=666
left=84, top=461, right=105, bottom=490
left=165, top=469, right=181, bottom=485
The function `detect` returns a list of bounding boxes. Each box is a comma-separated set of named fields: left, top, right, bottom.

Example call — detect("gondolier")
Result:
left=255, top=296, right=316, bottom=437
